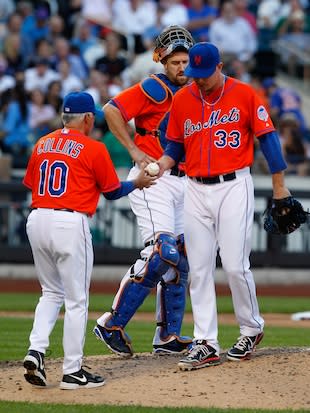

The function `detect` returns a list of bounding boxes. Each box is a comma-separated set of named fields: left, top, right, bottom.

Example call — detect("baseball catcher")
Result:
left=263, top=196, right=309, bottom=235
left=93, top=25, right=195, bottom=357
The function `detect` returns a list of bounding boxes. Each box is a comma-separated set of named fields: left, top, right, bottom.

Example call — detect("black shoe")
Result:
left=23, top=350, right=47, bottom=387
left=178, top=340, right=220, bottom=371
left=93, top=324, right=133, bottom=357
left=227, top=332, right=264, bottom=361
left=60, top=367, right=105, bottom=390
left=153, top=336, right=192, bottom=355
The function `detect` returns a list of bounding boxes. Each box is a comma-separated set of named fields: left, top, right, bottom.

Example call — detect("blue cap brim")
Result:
left=184, top=65, right=216, bottom=78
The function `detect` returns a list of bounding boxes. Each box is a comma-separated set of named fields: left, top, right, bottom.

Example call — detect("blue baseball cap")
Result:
left=184, top=42, right=220, bottom=78
left=62, top=92, right=103, bottom=117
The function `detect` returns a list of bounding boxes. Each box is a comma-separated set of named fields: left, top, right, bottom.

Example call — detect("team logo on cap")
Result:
left=64, top=107, right=70, bottom=112
left=194, top=55, right=202, bottom=66
left=257, top=105, right=269, bottom=121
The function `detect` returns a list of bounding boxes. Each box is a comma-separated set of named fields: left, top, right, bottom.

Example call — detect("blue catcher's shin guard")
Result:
left=106, top=234, right=180, bottom=330
left=157, top=234, right=189, bottom=339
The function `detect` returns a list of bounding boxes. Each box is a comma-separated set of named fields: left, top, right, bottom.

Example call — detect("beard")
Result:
left=174, top=74, right=189, bottom=86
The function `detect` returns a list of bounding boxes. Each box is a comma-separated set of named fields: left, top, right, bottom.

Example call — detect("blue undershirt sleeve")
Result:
left=164, top=140, right=185, bottom=163
left=103, top=181, right=135, bottom=200
left=258, top=131, right=287, bottom=174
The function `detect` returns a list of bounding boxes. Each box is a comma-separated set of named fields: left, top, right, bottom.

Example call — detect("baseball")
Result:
left=145, top=162, right=160, bottom=176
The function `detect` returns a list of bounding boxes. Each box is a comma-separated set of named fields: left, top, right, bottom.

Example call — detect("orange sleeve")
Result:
left=93, top=142, right=121, bottom=193
left=112, top=84, right=149, bottom=122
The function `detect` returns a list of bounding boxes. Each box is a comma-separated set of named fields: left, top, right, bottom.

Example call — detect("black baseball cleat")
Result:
left=178, top=340, right=220, bottom=371
left=227, top=332, right=264, bottom=361
left=60, top=367, right=105, bottom=390
left=23, top=349, right=47, bottom=387
left=93, top=324, right=133, bottom=357
left=153, top=336, right=192, bottom=355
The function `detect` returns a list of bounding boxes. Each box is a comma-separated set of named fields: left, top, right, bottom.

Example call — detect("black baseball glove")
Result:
left=263, top=196, right=309, bottom=235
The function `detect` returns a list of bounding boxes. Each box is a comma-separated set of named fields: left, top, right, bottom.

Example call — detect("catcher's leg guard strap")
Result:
left=158, top=251, right=189, bottom=338
left=105, top=279, right=150, bottom=329
left=133, top=233, right=180, bottom=288
left=107, top=234, right=180, bottom=329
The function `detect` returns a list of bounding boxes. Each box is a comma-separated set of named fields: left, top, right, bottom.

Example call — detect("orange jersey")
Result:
left=166, top=77, right=275, bottom=177
left=23, top=128, right=121, bottom=216
left=111, top=75, right=174, bottom=160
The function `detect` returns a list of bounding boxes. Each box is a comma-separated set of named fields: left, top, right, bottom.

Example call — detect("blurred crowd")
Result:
left=0, top=0, right=310, bottom=176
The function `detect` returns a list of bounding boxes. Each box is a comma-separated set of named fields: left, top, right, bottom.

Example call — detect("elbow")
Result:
left=103, top=102, right=122, bottom=123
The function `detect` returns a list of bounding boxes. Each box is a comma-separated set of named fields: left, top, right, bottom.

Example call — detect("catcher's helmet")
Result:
left=153, top=25, right=194, bottom=63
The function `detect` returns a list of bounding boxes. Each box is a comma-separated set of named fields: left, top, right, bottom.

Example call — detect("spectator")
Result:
left=0, top=0, right=15, bottom=45
left=3, top=32, right=26, bottom=75
left=84, top=68, right=105, bottom=104
left=274, top=10, right=310, bottom=81
left=58, top=59, right=83, bottom=98
left=29, top=88, right=56, bottom=143
left=56, top=0, right=82, bottom=38
left=47, top=14, right=65, bottom=44
left=0, top=0, right=14, bottom=22
left=112, top=0, right=158, bottom=55
left=94, top=31, right=128, bottom=83
left=3, top=12, right=33, bottom=58
left=80, top=0, right=113, bottom=37
left=52, top=36, right=89, bottom=82
left=0, top=55, right=15, bottom=93
left=208, top=1, right=257, bottom=64
left=233, top=0, right=257, bottom=33
left=45, top=79, right=63, bottom=128
left=24, top=57, right=60, bottom=93
left=262, top=77, right=309, bottom=134
left=27, top=38, right=54, bottom=68
left=159, top=0, right=189, bottom=27
left=256, top=0, right=282, bottom=30
left=0, top=80, right=31, bottom=168
left=186, top=0, right=218, bottom=42
left=71, top=20, right=99, bottom=61
left=20, top=4, right=50, bottom=51
left=227, top=57, right=251, bottom=82
left=278, top=113, right=309, bottom=175
left=122, top=28, right=165, bottom=87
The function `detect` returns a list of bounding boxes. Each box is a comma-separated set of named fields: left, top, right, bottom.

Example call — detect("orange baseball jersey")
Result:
left=23, top=128, right=121, bottom=216
left=166, top=76, right=276, bottom=177
left=111, top=75, right=174, bottom=160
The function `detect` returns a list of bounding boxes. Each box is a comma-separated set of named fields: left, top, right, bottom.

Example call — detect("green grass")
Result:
left=0, top=402, right=307, bottom=413
left=0, top=317, right=309, bottom=362
left=1, top=292, right=310, bottom=314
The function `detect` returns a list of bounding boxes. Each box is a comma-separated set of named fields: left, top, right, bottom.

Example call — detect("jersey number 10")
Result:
left=39, top=160, right=69, bottom=197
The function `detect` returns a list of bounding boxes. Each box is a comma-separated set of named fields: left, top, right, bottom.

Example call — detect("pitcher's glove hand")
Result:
left=263, top=196, right=309, bottom=235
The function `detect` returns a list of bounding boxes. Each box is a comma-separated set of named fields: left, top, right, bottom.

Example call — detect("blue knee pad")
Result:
left=107, top=234, right=180, bottom=329
left=158, top=235, right=189, bottom=338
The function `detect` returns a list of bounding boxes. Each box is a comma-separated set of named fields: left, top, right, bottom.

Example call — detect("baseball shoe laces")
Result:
left=178, top=340, right=220, bottom=371
left=227, top=332, right=264, bottom=361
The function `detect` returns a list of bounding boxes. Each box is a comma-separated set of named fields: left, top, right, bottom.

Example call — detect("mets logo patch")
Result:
left=257, top=105, right=269, bottom=121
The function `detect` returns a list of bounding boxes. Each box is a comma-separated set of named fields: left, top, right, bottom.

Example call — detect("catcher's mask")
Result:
left=153, top=25, right=194, bottom=63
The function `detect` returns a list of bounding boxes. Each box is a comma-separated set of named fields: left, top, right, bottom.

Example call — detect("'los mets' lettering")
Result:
left=184, top=108, right=240, bottom=137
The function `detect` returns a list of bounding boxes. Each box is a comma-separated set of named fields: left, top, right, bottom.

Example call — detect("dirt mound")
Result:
left=1, top=347, right=310, bottom=410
